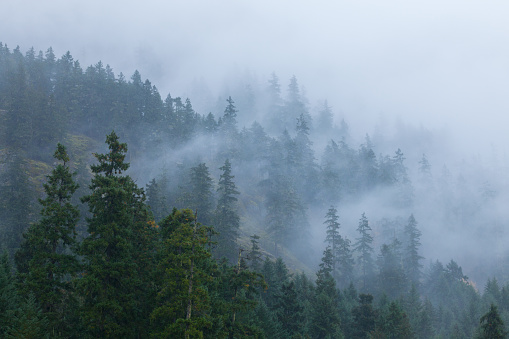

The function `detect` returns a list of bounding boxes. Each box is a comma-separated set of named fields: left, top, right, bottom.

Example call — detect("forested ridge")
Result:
left=1, top=43, right=508, bottom=338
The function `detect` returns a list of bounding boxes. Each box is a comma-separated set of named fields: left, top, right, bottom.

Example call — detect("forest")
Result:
left=0, top=43, right=509, bottom=338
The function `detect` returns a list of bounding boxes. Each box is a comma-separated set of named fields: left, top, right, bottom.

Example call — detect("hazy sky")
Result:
left=3, top=0, right=509, bottom=153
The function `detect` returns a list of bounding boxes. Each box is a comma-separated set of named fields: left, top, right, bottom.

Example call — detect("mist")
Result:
left=3, top=0, right=509, bottom=286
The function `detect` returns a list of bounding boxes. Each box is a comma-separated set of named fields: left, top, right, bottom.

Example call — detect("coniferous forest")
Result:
left=2, top=44, right=509, bottom=338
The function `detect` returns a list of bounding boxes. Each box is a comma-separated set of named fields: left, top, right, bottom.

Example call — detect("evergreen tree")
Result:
left=187, top=163, right=214, bottom=227
left=354, top=213, right=375, bottom=292
left=0, top=251, right=18, bottom=337
left=392, top=148, right=414, bottom=207
left=351, top=294, right=376, bottom=339
left=403, top=214, right=423, bottom=286
left=214, top=159, right=240, bottom=261
left=248, top=234, right=263, bottom=272
left=377, top=301, right=414, bottom=338
left=274, top=281, right=305, bottom=337
left=0, top=151, right=36, bottom=258
left=78, top=131, right=156, bottom=338
left=324, top=206, right=341, bottom=271
left=310, top=247, right=343, bottom=338
left=151, top=208, right=213, bottom=339
left=7, top=292, right=49, bottom=339
left=377, top=239, right=408, bottom=299
left=15, top=143, right=80, bottom=336
left=146, top=178, right=168, bottom=223
left=479, top=304, right=507, bottom=339
left=220, top=96, right=240, bottom=159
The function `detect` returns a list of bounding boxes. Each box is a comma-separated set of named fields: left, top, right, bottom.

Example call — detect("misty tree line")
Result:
left=0, top=43, right=508, bottom=338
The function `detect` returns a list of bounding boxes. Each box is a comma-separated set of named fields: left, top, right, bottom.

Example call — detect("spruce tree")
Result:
left=78, top=131, right=155, bottom=338
left=15, top=143, right=80, bottom=336
left=310, top=247, right=343, bottom=338
left=404, top=214, right=423, bottom=286
left=214, top=159, right=240, bottom=261
left=187, top=163, right=214, bottom=226
left=248, top=234, right=263, bottom=272
left=351, top=294, right=376, bottom=339
left=151, top=208, right=213, bottom=339
left=479, top=304, right=507, bottom=339
left=354, top=213, right=375, bottom=292
left=0, top=251, right=18, bottom=337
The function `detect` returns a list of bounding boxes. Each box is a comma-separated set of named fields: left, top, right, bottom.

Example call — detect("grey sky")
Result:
left=3, top=0, right=509, bottom=153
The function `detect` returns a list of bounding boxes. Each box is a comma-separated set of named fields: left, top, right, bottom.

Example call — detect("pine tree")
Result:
left=354, top=213, right=375, bottom=292
left=220, top=96, right=240, bottom=159
left=324, top=206, right=341, bottom=271
left=146, top=178, right=168, bottom=223
left=0, top=151, right=36, bottom=258
left=337, top=235, right=355, bottom=289
left=404, top=214, right=423, bottom=286
left=479, top=304, right=507, bottom=339
left=377, top=239, right=408, bottom=299
left=214, top=159, right=240, bottom=261
left=351, top=294, right=376, bottom=339
left=15, top=143, right=80, bottom=336
left=0, top=251, right=18, bottom=337
left=310, top=247, right=343, bottom=338
left=248, top=234, right=263, bottom=272
left=151, top=208, right=213, bottom=339
left=78, top=131, right=155, bottom=338
left=379, top=301, right=414, bottom=338
left=274, top=281, right=304, bottom=337
left=187, top=163, right=214, bottom=226
left=7, top=292, right=49, bottom=339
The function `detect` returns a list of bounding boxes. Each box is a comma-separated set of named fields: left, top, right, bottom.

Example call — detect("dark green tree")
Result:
left=351, top=294, right=376, bottom=339
left=7, top=292, right=49, bottom=339
left=146, top=178, right=168, bottom=223
left=214, top=159, right=240, bottom=261
left=274, top=281, right=305, bottom=337
left=479, top=304, right=507, bottom=339
left=187, top=163, right=214, bottom=227
left=378, top=301, right=414, bottom=338
left=0, top=151, right=36, bottom=258
left=377, top=239, right=408, bottom=299
left=0, top=251, right=18, bottom=337
left=248, top=234, right=263, bottom=272
left=15, top=143, right=80, bottom=336
left=403, top=214, right=423, bottom=286
left=78, top=131, right=156, bottom=338
left=151, top=208, right=213, bottom=339
left=310, top=247, right=343, bottom=338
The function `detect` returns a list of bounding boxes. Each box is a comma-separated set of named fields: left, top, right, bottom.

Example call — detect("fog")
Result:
left=3, top=0, right=509, bottom=284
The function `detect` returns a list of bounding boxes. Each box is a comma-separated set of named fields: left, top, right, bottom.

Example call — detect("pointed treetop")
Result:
left=91, top=131, right=129, bottom=176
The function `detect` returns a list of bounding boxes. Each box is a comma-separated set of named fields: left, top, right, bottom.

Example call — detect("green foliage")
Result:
left=355, top=213, right=375, bottom=292
left=78, top=131, right=155, bottom=338
left=15, top=143, right=80, bottom=336
left=214, top=159, right=240, bottom=261
left=0, top=251, right=18, bottom=337
left=151, top=208, right=213, bottom=338
left=479, top=304, right=507, bottom=339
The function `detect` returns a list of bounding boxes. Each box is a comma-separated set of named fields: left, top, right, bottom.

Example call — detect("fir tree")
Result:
left=0, top=251, right=18, bottom=337
left=214, top=159, right=240, bottom=261
left=248, top=234, right=263, bottom=272
left=479, top=304, right=507, bottom=339
left=310, top=247, right=343, bottom=338
left=15, top=143, right=80, bottom=336
left=351, top=294, right=376, bottom=339
left=78, top=131, right=156, bottom=338
left=403, top=214, right=423, bottom=286
left=354, top=213, right=375, bottom=292
left=187, top=163, right=214, bottom=226
left=151, top=208, right=213, bottom=339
